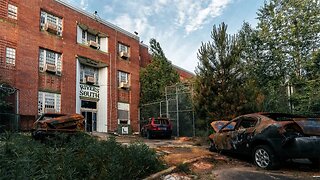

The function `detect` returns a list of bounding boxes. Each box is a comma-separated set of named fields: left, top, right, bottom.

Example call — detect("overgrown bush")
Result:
left=0, top=132, right=165, bottom=179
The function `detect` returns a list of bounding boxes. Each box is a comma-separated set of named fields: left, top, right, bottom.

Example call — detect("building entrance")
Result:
left=81, top=100, right=97, bottom=132
left=81, top=111, right=97, bottom=132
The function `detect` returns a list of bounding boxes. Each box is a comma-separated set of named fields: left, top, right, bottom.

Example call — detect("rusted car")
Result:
left=209, top=113, right=320, bottom=169
left=32, top=113, right=85, bottom=140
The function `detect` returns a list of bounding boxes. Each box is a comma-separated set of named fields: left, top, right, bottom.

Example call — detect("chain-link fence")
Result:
left=139, top=83, right=195, bottom=137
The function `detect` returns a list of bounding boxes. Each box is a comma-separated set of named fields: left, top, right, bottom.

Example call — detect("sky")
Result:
left=62, top=0, right=265, bottom=73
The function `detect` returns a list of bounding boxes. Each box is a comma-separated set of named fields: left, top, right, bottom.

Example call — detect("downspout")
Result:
left=109, top=53, right=112, bottom=132
left=112, top=30, right=118, bottom=131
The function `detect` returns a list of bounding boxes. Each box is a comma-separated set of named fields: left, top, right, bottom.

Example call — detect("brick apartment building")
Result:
left=0, top=0, right=194, bottom=133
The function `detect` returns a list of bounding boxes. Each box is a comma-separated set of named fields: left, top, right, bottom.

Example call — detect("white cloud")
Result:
left=63, top=0, right=89, bottom=10
left=103, top=5, right=113, bottom=13
left=175, top=0, right=231, bottom=33
left=113, top=14, right=151, bottom=36
left=80, top=0, right=89, bottom=10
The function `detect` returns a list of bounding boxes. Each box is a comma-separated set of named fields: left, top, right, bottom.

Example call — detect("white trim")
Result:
left=38, top=91, right=61, bottom=114
left=55, top=0, right=139, bottom=40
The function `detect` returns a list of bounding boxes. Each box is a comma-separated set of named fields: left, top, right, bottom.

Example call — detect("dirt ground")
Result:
left=92, top=133, right=320, bottom=180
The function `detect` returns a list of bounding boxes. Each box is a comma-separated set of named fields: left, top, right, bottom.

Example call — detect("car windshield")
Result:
left=153, top=119, right=169, bottom=125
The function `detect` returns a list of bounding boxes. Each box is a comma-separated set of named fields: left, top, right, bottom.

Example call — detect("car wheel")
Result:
left=253, top=145, right=279, bottom=169
left=147, top=131, right=152, bottom=139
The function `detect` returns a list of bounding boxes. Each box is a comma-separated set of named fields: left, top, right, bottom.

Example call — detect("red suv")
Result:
left=141, top=117, right=172, bottom=139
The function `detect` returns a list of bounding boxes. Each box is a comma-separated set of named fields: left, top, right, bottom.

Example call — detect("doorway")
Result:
left=81, top=111, right=97, bottom=132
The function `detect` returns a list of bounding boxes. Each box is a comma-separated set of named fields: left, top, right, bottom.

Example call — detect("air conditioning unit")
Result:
left=89, top=40, right=99, bottom=49
left=44, top=22, right=58, bottom=33
left=119, top=82, right=129, bottom=89
left=85, top=76, right=95, bottom=84
left=45, top=64, right=56, bottom=73
left=120, top=51, right=129, bottom=59
left=44, top=108, right=56, bottom=113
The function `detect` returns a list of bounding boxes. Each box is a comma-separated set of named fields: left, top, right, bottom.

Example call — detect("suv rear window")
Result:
left=153, top=119, right=169, bottom=125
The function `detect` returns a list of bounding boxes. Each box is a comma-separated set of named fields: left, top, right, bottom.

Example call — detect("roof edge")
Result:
left=55, top=0, right=139, bottom=41
left=172, top=64, right=195, bottom=75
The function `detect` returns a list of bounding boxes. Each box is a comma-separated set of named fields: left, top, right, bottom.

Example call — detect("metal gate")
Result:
left=139, top=83, right=195, bottom=137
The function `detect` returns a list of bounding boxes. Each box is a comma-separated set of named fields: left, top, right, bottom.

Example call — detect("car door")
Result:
left=231, top=116, right=258, bottom=153
left=214, top=116, right=258, bottom=153
left=213, top=118, right=239, bottom=151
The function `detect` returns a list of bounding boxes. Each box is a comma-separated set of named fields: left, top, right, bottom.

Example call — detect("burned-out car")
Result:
left=209, top=113, right=320, bottom=169
left=32, top=113, right=85, bottom=140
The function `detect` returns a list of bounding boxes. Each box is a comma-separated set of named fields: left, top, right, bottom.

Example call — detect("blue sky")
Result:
left=63, top=0, right=265, bottom=73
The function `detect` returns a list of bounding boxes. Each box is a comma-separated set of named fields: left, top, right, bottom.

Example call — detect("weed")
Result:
left=0, top=132, right=165, bottom=179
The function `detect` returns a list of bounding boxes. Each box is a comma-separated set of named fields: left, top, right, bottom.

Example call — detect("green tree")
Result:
left=194, top=23, right=260, bottom=121
left=0, top=85, right=13, bottom=113
left=256, top=0, right=320, bottom=113
left=140, top=39, right=180, bottom=104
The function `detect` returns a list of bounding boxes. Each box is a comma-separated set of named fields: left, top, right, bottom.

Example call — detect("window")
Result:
left=118, top=43, right=129, bottom=53
left=76, top=25, right=108, bottom=52
left=118, top=102, right=130, bottom=124
left=8, top=4, right=17, bottom=19
left=118, top=71, right=129, bottom=84
left=38, top=91, right=61, bottom=114
left=40, top=11, right=63, bottom=36
left=81, top=100, right=97, bottom=109
left=82, top=30, right=100, bottom=48
left=237, top=117, right=257, bottom=130
left=6, top=47, right=16, bottom=65
left=80, top=64, right=98, bottom=85
left=39, top=48, right=62, bottom=75
left=118, top=43, right=130, bottom=59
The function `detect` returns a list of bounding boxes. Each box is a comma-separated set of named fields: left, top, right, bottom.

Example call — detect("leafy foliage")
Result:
left=194, top=0, right=320, bottom=122
left=0, top=133, right=164, bottom=179
left=0, top=87, right=13, bottom=113
left=194, top=23, right=262, bottom=121
left=256, top=0, right=320, bottom=113
left=140, top=39, right=180, bottom=104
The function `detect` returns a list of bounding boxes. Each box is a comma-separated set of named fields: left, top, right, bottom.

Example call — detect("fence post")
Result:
left=176, top=85, right=179, bottom=137
left=165, top=87, right=169, bottom=118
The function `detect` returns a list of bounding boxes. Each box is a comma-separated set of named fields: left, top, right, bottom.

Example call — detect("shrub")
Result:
left=0, top=132, right=164, bottom=179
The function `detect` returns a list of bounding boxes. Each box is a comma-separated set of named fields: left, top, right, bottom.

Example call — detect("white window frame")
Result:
left=8, top=4, right=18, bottom=19
left=80, top=64, right=99, bottom=85
left=77, top=25, right=108, bottom=53
left=81, top=30, right=100, bottom=45
left=6, top=47, right=16, bottom=65
left=118, top=71, right=129, bottom=84
left=39, top=48, right=62, bottom=75
left=38, top=91, right=61, bottom=115
left=118, top=43, right=129, bottom=53
left=117, top=102, right=130, bottom=124
left=40, top=11, right=63, bottom=36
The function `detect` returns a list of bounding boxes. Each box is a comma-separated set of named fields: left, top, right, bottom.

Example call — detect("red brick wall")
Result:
left=139, top=44, right=151, bottom=68
left=174, top=66, right=195, bottom=81
left=0, top=0, right=144, bottom=132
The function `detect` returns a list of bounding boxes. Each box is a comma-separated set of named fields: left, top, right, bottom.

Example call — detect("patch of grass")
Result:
left=0, top=132, right=165, bottom=179
left=176, top=163, right=191, bottom=174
